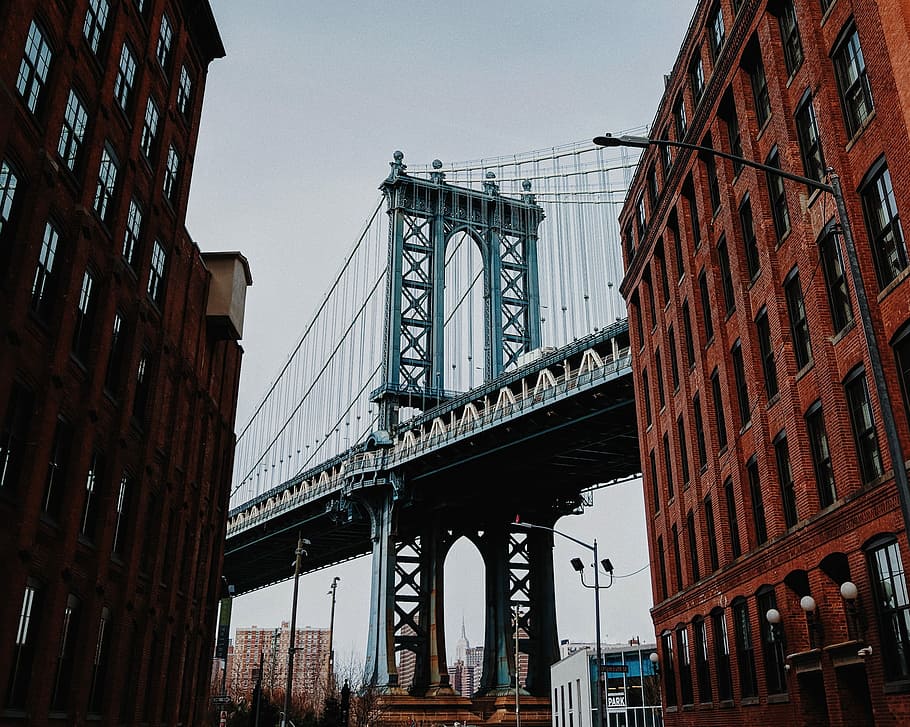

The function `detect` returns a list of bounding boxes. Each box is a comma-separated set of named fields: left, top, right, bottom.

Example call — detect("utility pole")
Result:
left=283, top=534, right=309, bottom=727
left=327, top=576, right=340, bottom=698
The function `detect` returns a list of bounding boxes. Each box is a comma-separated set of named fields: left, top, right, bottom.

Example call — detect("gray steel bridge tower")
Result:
left=363, top=152, right=559, bottom=698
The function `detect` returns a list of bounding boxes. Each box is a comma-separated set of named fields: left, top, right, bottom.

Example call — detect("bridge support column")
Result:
left=478, top=528, right=515, bottom=694
left=363, top=491, right=402, bottom=692
left=418, top=519, right=454, bottom=696
left=524, top=526, right=559, bottom=696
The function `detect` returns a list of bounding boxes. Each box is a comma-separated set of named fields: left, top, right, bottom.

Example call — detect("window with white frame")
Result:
left=140, top=97, right=159, bottom=160
left=83, top=0, right=110, bottom=55
left=163, top=144, right=180, bottom=203
left=156, top=13, right=173, bottom=69
left=58, top=89, right=88, bottom=171
left=148, top=240, right=166, bottom=305
left=113, top=43, right=136, bottom=111
left=16, top=20, right=52, bottom=113
left=177, top=65, right=193, bottom=116
left=93, top=145, right=118, bottom=223
left=122, top=199, right=142, bottom=267
left=31, top=220, right=59, bottom=319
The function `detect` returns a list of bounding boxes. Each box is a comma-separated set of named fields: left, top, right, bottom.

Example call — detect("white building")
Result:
left=550, top=642, right=662, bottom=727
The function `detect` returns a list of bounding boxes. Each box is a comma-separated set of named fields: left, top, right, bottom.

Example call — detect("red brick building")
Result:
left=0, top=1, right=249, bottom=725
left=618, top=0, right=910, bottom=725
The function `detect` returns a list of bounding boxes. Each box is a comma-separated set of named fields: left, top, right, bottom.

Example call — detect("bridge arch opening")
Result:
left=443, top=230, right=486, bottom=392
left=444, top=535, right=486, bottom=697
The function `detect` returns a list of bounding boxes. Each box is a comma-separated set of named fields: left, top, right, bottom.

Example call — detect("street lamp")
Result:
left=327, top=576, right=340, bottom=697
left=283, top=534, right=311, bottom=727
left=594, top=132, right=910, bottom=548
left=514, top=521, right=611, bottom=727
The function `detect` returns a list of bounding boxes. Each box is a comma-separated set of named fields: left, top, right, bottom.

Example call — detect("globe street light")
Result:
left=514, top=521, right=610, bottom=727
left=594, top=132, right=910, bottom=548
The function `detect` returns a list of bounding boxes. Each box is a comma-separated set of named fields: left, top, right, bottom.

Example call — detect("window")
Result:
left=766, top=148, right=791, bottom=241
left=694, top=393, right=707, bottom=470
left=704, top=496, right=719, bottom=572
left=632, top=294, right=643, bottom=350
left=87, top=607, right=111, bottom=715
left=785, top=269, right=812, bottom=369
left=670, top=214, right=684, bottom=279
left=674, top=94, right=687, bottom=140
left=757, top=588, right=787, bottom=695
left=833, top=23, right=874, bottom=138
left=820, top=0, right=833, bottom=12
left=0, top=161, right=18, bottom=240
left=42, top=418, right=72, bottom=519
left=655, top=348, right=666, bottom=409
left=661, top=632, right=678, bottom=706
left=694, top=617, right=712, bottom=703
left=642, top=368, right=652, bottom=428
left=624, top=222, right=636, bottom=262
left=708, top=4, right=725, bottom=60
left=664, top=433, right=675, bottom=500
left=80, top=451, right=103, bottom=540
left=157, top=13, right=173, bottom=69
left=716, top=236, right=735, bottom=315
left=710, top=368, right=727, bottom=451
left=747, top=455, right=768, bottom=544
left=112, top=474, right=130, bottom=556
left=177, top=65, right=193, bottom=116
left=673, top=524, right=683, bottom=590
left=657, top=243, right=670, bottom=304
left=845, top=367, right=883, bottom=483
left=740, top=195, right=760, bottom=279
left=678, top=415, right=691, bottom=488
left=148, top=240, right=166, bottom=305
left=682, top=299, right=695, bottom=368
left=72, top=269, right=96, bottom=362
left=668, top=326, right=680, bottom=391
left=861, top=160, right=907, bottom=288
left=731, top=340, right=750, bottom=427
left=636, top=194, right=648, bottom=240
left=806, top=401, right=836, bottom=508
left=51, top=594, right=80, bottom=711
left=83, top=0, right=109, bottom=55
left=140, top=97, right=160, bottom=160
left=698, top=270, right=713, bottom=342
left=31, top=220, right=60, bottom=320
left=58, top=89, right=88, bottom=171
left=711, top=608, right=733, bottom=701
left=650, top=449, right=659, bottom=513
left=94, top=145, right=118, bottom=224
left=777, top=1, right=804, bottom=76
left=123, top=199, right=142, bottom=267
left=702, top=144, right=720, bottom=214
left=724, top=476, right=741, bottom=558
left=6, top=583, right=42, bottom=708
left=17, top=21, right=52, bottom=113
left=678, top=627, right=694, bottom=705
left=660, top=127, right=673, bottom=176
left=732, top=598, right=758, bottom=698
left=774, top=432, right=798, bottom=528
left=133, top=353, right=152, bottom=422
left=164, top=144, right=180, bottom=203
left=105, top=312, right=126, bottom=393
left=646, top=272, right=657, bottom=329
left=647, top=165, right=659, bottom=209
left=114, top=43, right=137, bottom=111
left=720, top=93, right=743, bottom=175
left=868, top=537, right=910, bottom=680
left=657, top=536, right=668, bottom=600
left=683, top=177, right=701, bottom=248
left=795, top=94, right=825, bottom=184
left=755, top=308, right=778, bottom=400
left=690, top=55, right=705, bottom=103
left=0, top=383, right=34, bottom=493
left=819, top=223, right=853, bottom=333
left=747, top=45, right=771, bottom=128
left=687, top=510, right=700, bottom=582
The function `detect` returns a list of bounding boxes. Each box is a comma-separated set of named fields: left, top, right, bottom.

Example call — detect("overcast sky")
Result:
left=185, top=0, right=697, bottom=669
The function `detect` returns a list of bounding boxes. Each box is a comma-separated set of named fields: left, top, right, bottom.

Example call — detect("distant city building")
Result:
left=397, top=622, right=417, bottom=691
left=620, top=0, right=910, bottom=724
left=550, top=642, right=661, bottom=727
left=229, top=623, right=330, bottom=705
left=0, top=1, right=249, bottom=724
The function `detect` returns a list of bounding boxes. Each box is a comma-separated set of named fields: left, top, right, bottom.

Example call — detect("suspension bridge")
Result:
left=221, top=138, right=645, bottom=722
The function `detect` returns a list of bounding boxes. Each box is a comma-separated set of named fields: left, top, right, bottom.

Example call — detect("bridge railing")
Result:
left=226, top=335, right=632, bottom=538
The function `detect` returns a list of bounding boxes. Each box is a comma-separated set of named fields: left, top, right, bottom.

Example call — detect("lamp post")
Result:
left=327, top=576, right=340, bottom=697
left=594, top=132, right=910, bottom=547
left=514, top=521, right=611, bottom=727
left=283, top=534, right=311, bottom=727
